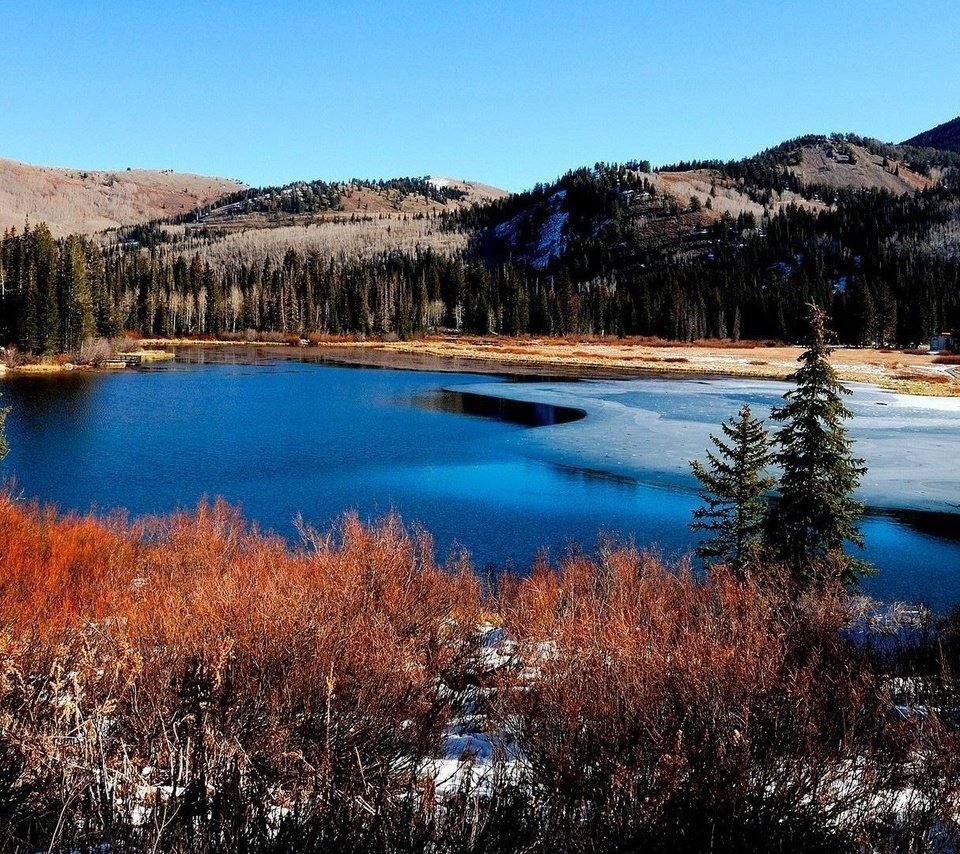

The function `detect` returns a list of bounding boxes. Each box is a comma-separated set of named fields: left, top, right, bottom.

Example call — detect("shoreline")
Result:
left=5, top=336, right=957, bottom=397
left=330, top=337, right=960, bottom=397
left=157, top=335, right=960, bottom=397
left=1, top=349, right=175, bottom=375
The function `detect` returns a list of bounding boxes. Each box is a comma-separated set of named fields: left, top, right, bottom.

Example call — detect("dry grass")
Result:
left=320, top=336, right=960, bottom=396
left=790, top=143, right=931, bottom=194
left=895, top=370, right=952, bottom=384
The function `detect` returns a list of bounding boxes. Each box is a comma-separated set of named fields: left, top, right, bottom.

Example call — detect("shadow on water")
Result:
left=0, top=372, right=98, bottom=419
left=548, top=461, right=639, bottom=489
left=171, top=344, right=595, bottom=383
left=171, top=346, right=280, bottom=367
left=867, top=506, right=960, bottom=543
left=425, top=389, right=586, bottom=427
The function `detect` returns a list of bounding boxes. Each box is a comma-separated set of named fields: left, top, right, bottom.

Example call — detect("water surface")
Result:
left=2, top=352, right=958, bottom=609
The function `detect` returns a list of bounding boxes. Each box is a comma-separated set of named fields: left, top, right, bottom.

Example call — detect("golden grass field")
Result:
left=323, top=336, right=960, bottom=397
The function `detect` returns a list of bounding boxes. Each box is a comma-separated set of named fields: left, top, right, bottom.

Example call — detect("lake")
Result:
left=2, top=348, right=959, bottom=609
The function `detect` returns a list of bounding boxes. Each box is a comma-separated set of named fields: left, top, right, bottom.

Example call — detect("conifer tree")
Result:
left=16, top=263, right=39, bottom=353
left=767, top=305, right=870, bottom=587
left=690, top=404, right=773, bottom=574
left=61, top=235, right=94, bottom=351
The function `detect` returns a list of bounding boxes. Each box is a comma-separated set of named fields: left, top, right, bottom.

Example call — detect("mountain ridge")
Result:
left=0, top=157, right=509, bottom=239
left=903, top=115, right=960, bottom=153
left=2, top=117, right=955, bottom=240
left=0, top=157, right=245, bottom=238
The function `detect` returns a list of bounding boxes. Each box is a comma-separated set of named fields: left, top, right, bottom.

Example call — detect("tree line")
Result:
left=1, top=179, right=959, bottom=353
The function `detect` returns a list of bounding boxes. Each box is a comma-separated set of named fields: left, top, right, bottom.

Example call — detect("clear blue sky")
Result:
left=2, top=1, right=958, bottom=191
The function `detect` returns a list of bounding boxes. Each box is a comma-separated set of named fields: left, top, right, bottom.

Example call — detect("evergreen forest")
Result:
left=2, top=136, right=960, bottom=354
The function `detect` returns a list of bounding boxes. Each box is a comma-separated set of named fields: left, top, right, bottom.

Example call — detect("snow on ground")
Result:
left=425, top=622, right=527, bottom=796
left=529, top=191, right=569, bottom=268
left=494, top=190, right=569, bottom=269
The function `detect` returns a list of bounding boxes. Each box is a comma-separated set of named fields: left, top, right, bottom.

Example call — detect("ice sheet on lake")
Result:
left=445, top=377, right=960, bottom=515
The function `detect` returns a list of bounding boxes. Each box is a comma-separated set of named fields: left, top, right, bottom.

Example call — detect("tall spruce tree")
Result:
left=768, top=305, right=870, bottom=587
left=690, top=404, right=773, bottom=574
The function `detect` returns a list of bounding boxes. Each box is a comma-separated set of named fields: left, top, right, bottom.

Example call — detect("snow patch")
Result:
left=531, top=191, right=569, bottom=268
left=494, top=190, right=569, bottom=269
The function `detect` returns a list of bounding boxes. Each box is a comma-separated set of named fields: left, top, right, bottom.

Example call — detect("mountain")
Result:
left=479, top=134, right=940, bottom=273
left=0, top=157, right=244, bottom=237
left=903, top=116, right=960, bottom=153
left=115, top=174, right=510, bottom=267
left=0, top=158, right=508, bottom=264
left=3, top=124, right=959, bottom=352
left=459, top=129, right=960, bottom=344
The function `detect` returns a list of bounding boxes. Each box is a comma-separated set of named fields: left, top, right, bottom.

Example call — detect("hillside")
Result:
left=156, top=217, right=473, bottom=268
left=107, top=174, right=510, bottom=268
left=0, top=157, right=244, bottom=237
left=185, top=175, right=506, bottom=232
left=903, top=115, right=960, bottom=153
left=783, top=139, right=930, bottom=192
left=662, top=136, right=931, bottom=205
left=480, top=134, right=947, bottom=275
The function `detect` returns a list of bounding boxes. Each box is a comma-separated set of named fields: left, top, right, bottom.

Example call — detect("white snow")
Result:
left=494, top=190, right=569, bottom=269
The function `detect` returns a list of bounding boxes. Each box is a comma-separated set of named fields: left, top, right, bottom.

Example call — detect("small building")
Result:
left=930, top=332, right=955, bottom=352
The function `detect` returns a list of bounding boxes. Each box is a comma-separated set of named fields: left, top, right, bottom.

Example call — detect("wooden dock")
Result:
left=103, top=355, right=143, bottom=369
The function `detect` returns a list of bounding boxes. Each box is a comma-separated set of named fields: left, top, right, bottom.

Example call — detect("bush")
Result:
left=0, top=497, right=956, bottom=850
left=0, top=497, right=480, bottom=850
left=77, top=337, right=114, bottom=365
left=488, top=544, right=959, bottom=852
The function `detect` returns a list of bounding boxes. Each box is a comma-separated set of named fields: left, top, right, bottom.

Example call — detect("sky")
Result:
left=2, top=0, right=958, bottom=192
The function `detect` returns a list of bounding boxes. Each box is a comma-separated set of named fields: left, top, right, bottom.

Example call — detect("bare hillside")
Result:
left=428, top=177, right=510, bottom=204
left=336, top=177, right=507, bottom=214
left=0, top=157, right=244, bottom=236
left=788, top=142, right=930, bottom=193
left=645, top=142, right=929, bottom=225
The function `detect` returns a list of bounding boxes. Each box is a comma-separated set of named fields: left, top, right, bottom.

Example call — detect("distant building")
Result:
left=930, top=332, right=955, bottom=352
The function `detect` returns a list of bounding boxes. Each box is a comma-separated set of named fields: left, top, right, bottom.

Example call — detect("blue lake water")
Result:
left=2, top=350, right=959, bottom=609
